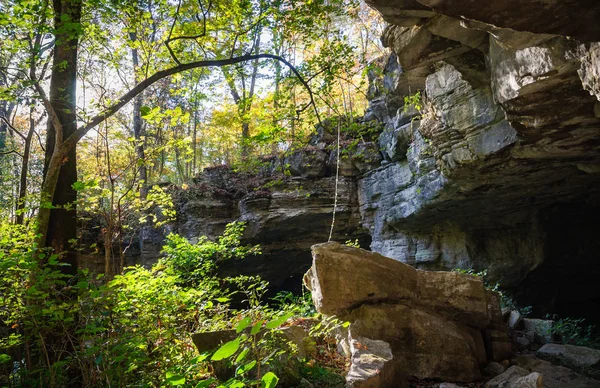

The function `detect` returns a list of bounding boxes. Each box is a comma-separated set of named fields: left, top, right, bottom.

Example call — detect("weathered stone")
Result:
left=522, top=319, right=554, bottom=344
left=511, top=372, right=543, bottom=388
left=507, top=310, right=522, bottom=330
left=379, top=121, right=418, bottom=162
left=484, top=361, right=506, bottom=377
left=484, top=366, right=530, bottom=388
left=513, top=355, right=600, bottom=388
left=284, top=149, right=329, bottom=178
left=306, top=243, right=511, bottom=383
left=277, top=326, right=316, bottom=359
left=345, top=336, right=405, bottom=388
left=191, top=330, right=237, bottom=353
left=347, top=303, right=482, bottom=382
left=537, top=344, right=600, bottom=378
left=578, top=42, right=600, bottom=101
left=412, top=0, right=600, bottom=42
left=307, top=242, right=495, bottom=328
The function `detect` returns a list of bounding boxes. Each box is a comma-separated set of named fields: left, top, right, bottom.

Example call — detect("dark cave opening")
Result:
left=514, top=203, right=600, bottom=324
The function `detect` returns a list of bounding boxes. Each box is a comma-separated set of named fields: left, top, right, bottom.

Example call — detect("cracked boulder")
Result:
left=305, top=242, right=512, bottom=385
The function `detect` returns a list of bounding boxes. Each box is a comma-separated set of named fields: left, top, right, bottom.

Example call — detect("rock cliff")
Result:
left=84, top=0, right=600, bottom=323
left=356, top=0, right=600, bottom=322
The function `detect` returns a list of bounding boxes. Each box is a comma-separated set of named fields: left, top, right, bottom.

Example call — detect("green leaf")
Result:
left=211, top=338, right=240, bottom=361
left=195, top=378, right=216, bottom=388
left=0, top=354, right=11, bottom=364
left=165, top=371, right=186, bottom=386
left=216, top=297, right=230, bottom=303
left=235, top=360, right=256, bottom=375
left=235, top=316, right=252, bottom=333
left=193, top=352, right=211, bottom=363
left=140, top=106, right=151, bottom=116
left=265, top=313, right=293, bottom=329
left=234, top=347, right=250, bottom=364
left=250, top=320, right=263, bottom=335
left=261, top=372, right=279, bottom=388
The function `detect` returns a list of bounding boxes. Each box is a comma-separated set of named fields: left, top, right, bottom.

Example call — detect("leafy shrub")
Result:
left=548, top=316, right=600, bottom=349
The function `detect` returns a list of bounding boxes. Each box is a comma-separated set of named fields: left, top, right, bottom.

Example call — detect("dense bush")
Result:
left=1, top=221, right=346, bottom=387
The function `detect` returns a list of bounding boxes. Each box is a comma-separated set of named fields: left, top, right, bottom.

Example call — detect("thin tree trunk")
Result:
left=16, top=107, right=35, bottom=225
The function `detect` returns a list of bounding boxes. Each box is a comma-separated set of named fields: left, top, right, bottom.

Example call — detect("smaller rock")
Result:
left=485, top=365, right=529, bottom=388
left=439, top=383, right=465, bottom=388
left=278, top=326, right=316, bottom=359
left=191, top=330, right=237, bottom=353
left=511, top=372, right=543, bottom=388
left=522, top=319, right=554, bottom=344
left=512, top=354, right=600, bottom=387
left=346, top=336, right=405, bottom=388
left=484, top=361, right=506, bottom=377
left=508, top=310, right=522, bottom=330
left=537, top=343, right=600, bottom=378
left=514, top=336, right=531, bottom=350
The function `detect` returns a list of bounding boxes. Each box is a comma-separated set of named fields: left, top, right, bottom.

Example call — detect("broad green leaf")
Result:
left=193, top=352, right=211, bottom=363
left=234, top=347, right=250, bottom=364
left=261, top=372, right=279, bottom=388
left=0, top=354, right=11, bottom=364
left=235, top=316, right=252, bottom=333
left=235, top=360, right=256, bottom=375
left=250, top=320, right=263, bottom=335
left=165, top=371, right=185, bottom=386
left=216, top=297, right=230, bottom=303
left=140, top=106, right=151, bottom=116
left=265, top=312, right=293, bottom=329
left=211, top=338, right=240, bottom=361
left=195, top=378, right=217, bottom=388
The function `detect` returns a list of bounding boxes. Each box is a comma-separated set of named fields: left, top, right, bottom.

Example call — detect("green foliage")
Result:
left=161, top=221, right=260, bottom=287
left=403, top=91, right=423, bottom=113
left=547, top=316, right=600, bottom=349
left=452, top=268, right=532, bottom=313
left=344, top=239, right=360, bottom=248
left=272, top=291, right=316, bottom=317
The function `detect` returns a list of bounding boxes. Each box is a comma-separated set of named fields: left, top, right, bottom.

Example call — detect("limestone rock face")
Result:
left=356, top=0, right=600, bottom=323
left=306, top=242, right=512, bottom=385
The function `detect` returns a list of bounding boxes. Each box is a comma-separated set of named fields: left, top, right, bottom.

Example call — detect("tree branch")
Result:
left=64, top=53, right=321, bottom=152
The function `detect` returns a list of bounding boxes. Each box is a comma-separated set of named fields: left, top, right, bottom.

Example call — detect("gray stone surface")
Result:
left=522, top=319, right=554, bottom=344
left=513, top=355, right=600, bottom=388
left=537, top=344, right=600, bottom=378
left=346, top=336, right=404, bottom=388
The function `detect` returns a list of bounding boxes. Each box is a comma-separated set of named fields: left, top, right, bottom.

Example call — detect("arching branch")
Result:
left=63, top=53, right=321, bottom=152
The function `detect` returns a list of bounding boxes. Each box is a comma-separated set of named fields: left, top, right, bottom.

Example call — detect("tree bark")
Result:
left=16, top=107, right=35, bottom=225
left=41, top=0, right=82, bottom=274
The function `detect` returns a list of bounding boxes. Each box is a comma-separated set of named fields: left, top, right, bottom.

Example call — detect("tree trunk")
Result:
left=16, top=107, right=35, bottom=225
left=129, top=31, right=149, bottom=260
left=41, top=0, right=82, bottom=274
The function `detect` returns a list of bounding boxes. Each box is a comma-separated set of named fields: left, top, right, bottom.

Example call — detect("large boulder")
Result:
left=305, top=242, right=511, bottom=385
